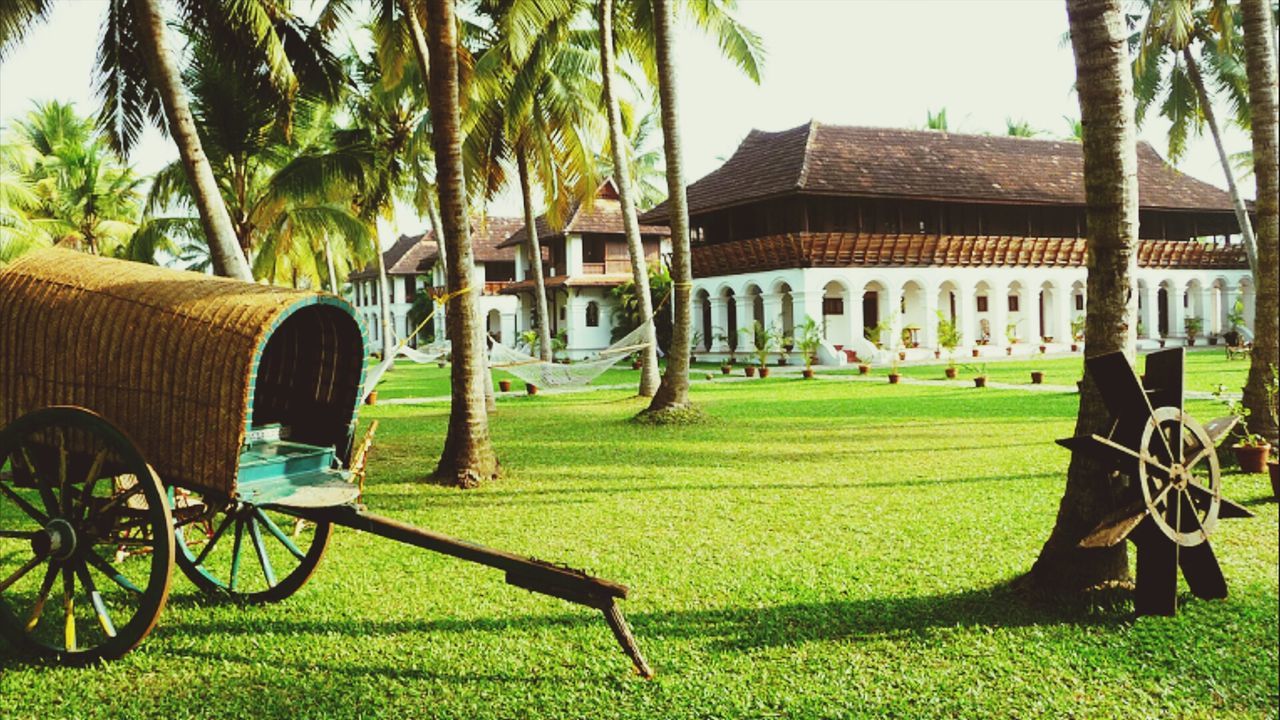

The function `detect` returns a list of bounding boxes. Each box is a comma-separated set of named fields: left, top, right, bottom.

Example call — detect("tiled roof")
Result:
left=641, top=121, right=1238, bottom=222
left=499, top=179, right=669, bottom=248
left=690, top=232, right=1248, bottom=277
left=499, top=274, right=634, bottom=294
left=349, top=217, right=522, bottom=280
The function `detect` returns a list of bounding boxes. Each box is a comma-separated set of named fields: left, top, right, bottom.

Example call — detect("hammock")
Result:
left=489, top=322, right=651, bottom=388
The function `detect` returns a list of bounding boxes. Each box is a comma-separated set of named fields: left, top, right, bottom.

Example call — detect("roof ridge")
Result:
left=795, top=119, right=820, bottom=189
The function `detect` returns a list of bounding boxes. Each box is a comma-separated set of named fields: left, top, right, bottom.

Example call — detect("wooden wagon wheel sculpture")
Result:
left=1058, top=348, right=1253, bottom=615
left=0, top=249, right=651, bottom=675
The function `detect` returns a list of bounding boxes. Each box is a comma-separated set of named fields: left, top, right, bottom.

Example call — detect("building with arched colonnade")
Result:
left=642, top=122, right=1254, bottom=363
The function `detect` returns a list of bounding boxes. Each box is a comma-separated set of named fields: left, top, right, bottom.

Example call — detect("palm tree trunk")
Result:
left=598, top=0, right=659, bottom=397
left=1240, top=0, right=1280, bottom=446
left=1026, top=0, right=1138, bottom=592
left=135, top=0, right=252, bottom=281
left=516, top=147, right=554, bottom=361
left=425, top=0, right=498, bottom=487
left=324, top=233, right=339, bottom=293
left=375, top=237, right=394, bottom=359
left=1182, top=47, right=1259, bottom=277
left=646, top=0, right=693, bottom=413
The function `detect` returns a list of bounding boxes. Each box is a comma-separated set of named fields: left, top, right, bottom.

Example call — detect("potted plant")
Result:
left=365, top=390, right=378, bottom=405
left=795, top=316, right=823, bottom=380
left=1005, top=321, right=1019, bottom=356
left=1158, top=330, right=1167, bottom=349
left=498, top=379, right=512, bottom=392
left=965, top=364, right=988, bottom=388
left=972, top=348, right=981, bottom=358
left=1184, top=316, right=1203, bottom=347
left=526, top=382, right=539, bottom=396
left=744, top=364, right=757, bottom=378
left=721, top=362, right=732, bottom=375
left=887, top=337, right=902, bottom=384
left=740, top=321, right=778, bottom=379
left=936, top=311, right=962, bottom=380
left=630, top=352, right=643, bottom=370
left=777, top=336, right=793, bottom=367
left=1030, top=346, right=1047, bottom=384
left=1208, top=333, right=1219, bottom=346
left=1070, top=314, right=1085, bottom=352
left=689, top=330, right=703, bottom=364
left=1215, top=384, right=1272, bottom=473
left=858, top=363, right=870, bottom=375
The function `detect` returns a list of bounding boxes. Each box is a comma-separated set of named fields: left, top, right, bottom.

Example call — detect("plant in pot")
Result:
left=886, top=337, right=903, bottom=384
left=795, top=316, right=823, bottom=380
left=1157, top=330, right=1167, bottom=349
left=965, top=363, right=988, bottom=388
left=1070, top=313, right=1085, bottom=352
left=551, top=330, right=568, bottom=363
left=1208, top=333, right=1219, bottom=346
left=936, top=311, right=962, bottom=380
left=1184, top=316, right=1202, bottom=347
left=1005, top=320, right=1019, bottom=356
left=689, top=330, right=703, bottom=364
left=1030, top=345, right=1046, bottom=384
left=1215, top=384, right=1272, bottom=473
left=777, top=336, right=793, bottom=367
left=740, top=321, right=778, bottom=379
left=498, top=378, right=512, bottom=392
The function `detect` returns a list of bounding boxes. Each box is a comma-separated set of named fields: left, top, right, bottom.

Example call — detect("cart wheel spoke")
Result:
left=228, top=517, right=245, bottom=592
left=17, top=446, right=59, bottom=518
left=255, top=508, right=305, bottom=561
left=57, top=431, right=71, bottom=515
left=25, top=561, right=59, bottom=632
left=191, top=513, right=236, bottom=567
left=0, top=552, right=45, bottom=593
left=84, top=545, right=142, bottom=595
left=247, top=516, right=277, bottom=587
left=74, top=561, right=116, bottom=638
left=0, top=482, right=48, bottom=526
left=0, top=529, right=37, bottom=539
left=62, top=566, right=76, bottom=652
left=74, top=450, right=107, bottom=521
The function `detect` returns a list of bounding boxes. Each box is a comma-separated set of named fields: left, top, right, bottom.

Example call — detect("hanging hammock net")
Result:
left=488, top=321, right=652, bottom=388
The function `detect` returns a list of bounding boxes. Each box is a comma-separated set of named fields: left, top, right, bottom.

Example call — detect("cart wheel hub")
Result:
left=32, top=518, right=76, bottom=560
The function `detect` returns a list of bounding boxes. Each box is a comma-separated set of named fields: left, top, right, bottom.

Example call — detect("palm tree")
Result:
left=0, top=133, right=48, bottom=265
left=1005, top=117, right=1039, bottom=137
left=924, top=107, right=950, bottom=131
left=595, top=104, right=667, bottom=210
left=1027, top=0, right=1139, bottom=593
left=1132, top=0, right=1257, bottom=275
left=424, top=0, right=499, bottom=486
left=1239, top=0, right=1278, bottom=446
left=599, top=0, right=661, bottom=396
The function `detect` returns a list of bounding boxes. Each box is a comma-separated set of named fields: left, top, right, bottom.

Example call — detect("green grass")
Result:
left=850, top=347, right=1250, bottom=394
left=2, top=358, right=1276, bottom=718
left=371, top=358, right=732, bottom=399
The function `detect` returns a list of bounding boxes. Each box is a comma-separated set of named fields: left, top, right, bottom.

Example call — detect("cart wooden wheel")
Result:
left=1137, top=406, right=1222, bottom=547
left=0, top=407, right=174, bottom=664
left=173, top=493, right=330, bottom=604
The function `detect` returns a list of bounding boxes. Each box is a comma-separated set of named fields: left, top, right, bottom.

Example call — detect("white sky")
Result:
left=0, top=0, right=1255, bottom=245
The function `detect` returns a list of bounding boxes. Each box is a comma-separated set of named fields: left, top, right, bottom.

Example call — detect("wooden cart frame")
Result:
left=0, top=249, right=649, bottom=675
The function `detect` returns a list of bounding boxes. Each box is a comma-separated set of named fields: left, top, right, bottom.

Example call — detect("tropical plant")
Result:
left=0, top=0, right=322, bottom=280
left=611, top=264, right=673, bottom=352
left=1029, top=0, right=1140, bottom=593
left=1131, top=0, right=1258, bottom=277
left=935, top=310, right=962, bottom=362
left=1006, top=320, right=1021, bottom=344
left=1239, top=0, right=1279, bottom=446
left=924, top=107, right=949, bottom=131
left=795, top=315, right=823, bottom=371
left=596, top=104, right=666, bottom=210
left=866, top=317, right=892, bottom=347
left=1184, top=315, right=1204, bottom=340
left=739, top=320, right=777, bottom=368
left=1215, top=384, right=1269, bottom=446
left=518, top=329, right=540, bottom=354
left=422, top=0, right=498, bottom=486
left=1005, top=117, right=1039, bottom=137
left=1071, top=313, right=1087, bottom=342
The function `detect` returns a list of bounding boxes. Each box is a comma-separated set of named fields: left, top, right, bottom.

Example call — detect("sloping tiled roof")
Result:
left=499, top=274, right=634, bottom=294
left=499, top=179, right=669, bottom=248
left=690, top=232, right=1248, bottom=277
left=349, top=217, right=522, bottom=280
left=641, top=121, right=1238, bottom=222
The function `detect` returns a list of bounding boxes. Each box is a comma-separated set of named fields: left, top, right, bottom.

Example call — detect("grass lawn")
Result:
left=2, top=357, right=1276, bottom=718
left=844, top=347, right=1251, bottom=394
left=370, top=358, right=731, bottom=399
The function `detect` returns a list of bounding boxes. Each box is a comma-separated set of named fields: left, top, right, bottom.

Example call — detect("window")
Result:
left=560, top=306, right=566, bottom=321
left=582, top=238, right=605, bottom=264
left=1008, top=295, right=1020, bottom=312
left=822, top=297, right=844, bottom=315
left=404, top=276, right=416, bottom=300
left=586, top=301, right=600, bottom=327
left=1075, top=294, right=1084, bottom=311
left=976, top=296, right=989, bottom=312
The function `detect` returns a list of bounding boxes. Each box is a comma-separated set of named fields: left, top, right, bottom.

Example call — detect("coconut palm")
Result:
left=0, top=135, right=48, bottom=265
left=1239, top=0, right=1278, bottom=446
left=1027, top=0, right=1140, bottom=592
left=1005, top=117, right=1040, bottom=137
left=1132, top=0, right=1257, bottom=274
left=423, top=0, right=499, bottom=486
left=0, top=0, right=324, bottom=280
left=596, top=104, right=667, bottom=211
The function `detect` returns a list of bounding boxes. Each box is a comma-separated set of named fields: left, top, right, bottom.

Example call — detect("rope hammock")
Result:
left=361, top=286, right=466, bottom=401
left=488, top=321, right=651, bottom=388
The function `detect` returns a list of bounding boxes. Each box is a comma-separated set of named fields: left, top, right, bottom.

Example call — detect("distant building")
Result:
left=640, top=121, right=1253, bottom=361
left=349, top=217, right=523, bottom=350
left=499, top=179, right=671, bottom=359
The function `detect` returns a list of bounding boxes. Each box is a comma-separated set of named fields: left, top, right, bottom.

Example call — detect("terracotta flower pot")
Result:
left=888, top=373, right=901, bottom=384
left=972, top=349, right=980, bottom=358
left=721, top=365, right=732, bottom=375
left=858, top=364, right=870, bottom=375
left=1187, top=338, right=1197, bottom=346
left=745, top=366, right=756, bottom=377
left=364, top=390, right=378, bottom=405
left=526, top=383, right=539, bottom=396
left=1006, top=347, right=1013, bottom=356
left=1038, top=345, right=1047, bottom=354
left=802, top=368, right=815, bottom=379
left=934, top=350, right=941, bottom=359
left=1031, top=371, right=1044, bottom=384
left=974, top=377, right=987, bottom=388
left=1158, top=339, right=1166, bottom=348
left=631, top=360, right=642, bottom=370
left=1071, top=343, right=1079, bottom=352
left=498, top=380, right=511, bottom=392
left=898, top=351, right=907, bottom=361
left=945, top=367, right=957, bottom=379
left=758, top=367, right=771, bottom=379
left=849, top=351, right=859, bottom=362
left=1209, top=337, right=1219, bottom=346
left=1234, top=443, right=1271, bottom=474
left=1270, top=461, right=1279, bottom=498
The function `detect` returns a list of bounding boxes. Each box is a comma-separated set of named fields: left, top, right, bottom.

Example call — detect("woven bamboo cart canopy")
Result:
left=0, top=249, right=365, bottom=497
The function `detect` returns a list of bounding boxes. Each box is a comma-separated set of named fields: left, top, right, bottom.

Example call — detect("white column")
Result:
left=1197, top=286, right=1213, bottom=333
left=1220, top=285, right=1237, bottom=331
left=564, top=233, right=583, bottom=276
left=514, top=247, right=526, bottom=281
left=564, top=290, right=585, bottom=357
left=1169, top=285, right=1186, bottom=339
left=1053, top=283, right=1071, bottom=345
left=958, top=283, right=978, bottom=350
left=991, top=286, right=1008, bottom=348
left=922, top=289, right=939, bottom=350
left=762, top=292, right=785, bottom=331
left=790, top=290, right=821, bottom=334
left=887, top=284, right=904, bottom=350
left=1138, top=283, right=1157, bottom=339
left=709, top=297, right=729, bottom=351
left=1242, top=285, right=1256, bottom=330
left=735, top=293, right=754, bottom=341
left=846, top=286, right=862, bottom=347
